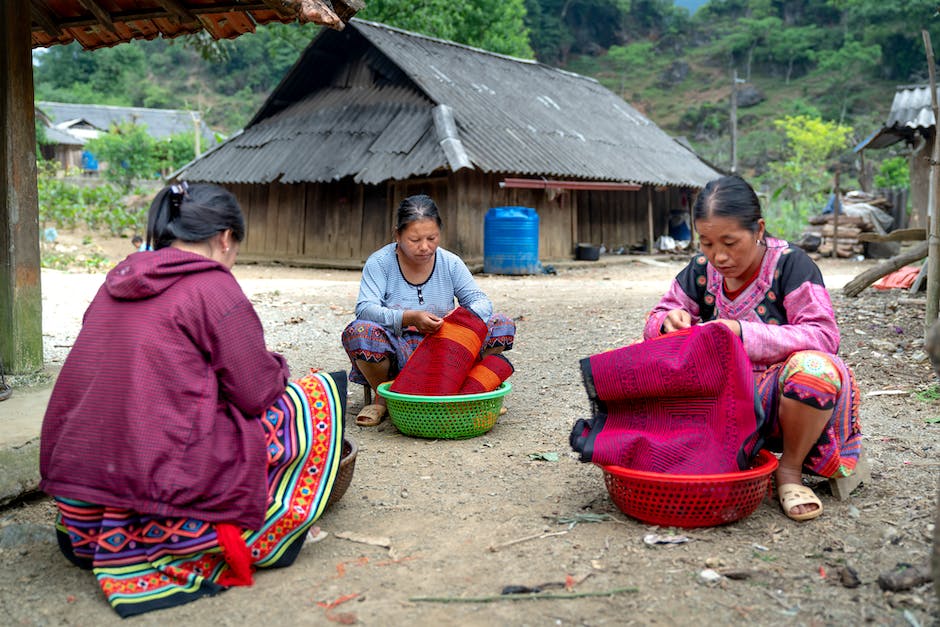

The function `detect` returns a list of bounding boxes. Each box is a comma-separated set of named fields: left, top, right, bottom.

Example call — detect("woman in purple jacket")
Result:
left=40, top=182, right=346, bottom=617
left=644, top=175, right=862, bottom=522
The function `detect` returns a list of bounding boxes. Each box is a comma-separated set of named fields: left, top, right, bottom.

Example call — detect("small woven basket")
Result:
left=325, top=436, right=357, bottom=510
left=600, top=449, right=779, bottom=528
left=376, top=382, right=511, bottom=439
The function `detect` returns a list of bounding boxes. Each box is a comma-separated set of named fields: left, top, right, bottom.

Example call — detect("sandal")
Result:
left=356, top=404, right=387, bottom=427
left=778, top=483, right=823, bottom=522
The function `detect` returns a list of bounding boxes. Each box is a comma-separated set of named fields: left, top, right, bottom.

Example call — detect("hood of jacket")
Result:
left=105, top=247, right=228, bottom=301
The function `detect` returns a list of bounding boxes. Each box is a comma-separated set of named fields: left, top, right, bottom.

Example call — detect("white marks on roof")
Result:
left=613, top=104, right=650, bottom=125
left=536, top=95, right=561, bottom=111
left=471, top=83, right=496, bottom=95
left=429, top=65, right=453, bottom=84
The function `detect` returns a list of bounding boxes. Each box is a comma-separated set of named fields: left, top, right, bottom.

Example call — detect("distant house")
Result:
left=36, top=101, right=218, bottom=174
left=855, top=84, right=933, bottom=229
left=175, top=19, right=718, bottom=265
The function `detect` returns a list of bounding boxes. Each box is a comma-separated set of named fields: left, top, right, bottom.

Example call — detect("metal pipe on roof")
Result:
left=499, top=178, right=642, bottom=191
left=432, top=104, right=471, bottom=171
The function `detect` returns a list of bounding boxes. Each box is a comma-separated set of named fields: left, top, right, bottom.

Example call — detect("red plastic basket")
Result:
left=600, top=449, right=779, bottom=528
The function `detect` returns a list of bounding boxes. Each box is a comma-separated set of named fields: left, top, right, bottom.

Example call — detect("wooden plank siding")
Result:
left=226, top=176, right=693, bottom=267
left=575, top=186, right=690, bottom=252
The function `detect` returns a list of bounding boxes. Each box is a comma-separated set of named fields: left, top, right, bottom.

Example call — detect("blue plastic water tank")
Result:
left=483, top=206, right=540, bottom=275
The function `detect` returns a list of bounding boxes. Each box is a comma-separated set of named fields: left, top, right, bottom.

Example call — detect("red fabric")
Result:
left=40, top=248, right=290, bottom=529
left=215, top=523, right=255, bottom=587
left=570, top=324, right=764, bottom=474
left=872, top=265, right=921, bottom=290
left=390, top=307, right=488, bottom=395
left=458, top=354, right=514, bottom=393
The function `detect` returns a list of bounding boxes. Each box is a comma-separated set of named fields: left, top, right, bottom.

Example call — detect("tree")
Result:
left=811, top=38, right=882, bottom=122
left=361, top=0, right=534, bottom=58
left=830, top=0, right=940, bottom=80
left=763, top=115, right=854, bottom=238
left=764, top=25, right=822, bottom=83
left=84, top=122, right=159, bottom=189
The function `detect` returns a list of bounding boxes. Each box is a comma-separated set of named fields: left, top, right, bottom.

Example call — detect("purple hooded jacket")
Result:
left=40, top=248, right=290, bottom=529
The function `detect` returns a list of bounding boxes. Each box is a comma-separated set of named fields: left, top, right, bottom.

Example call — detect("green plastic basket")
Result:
left=376, top=382, right=512, bottom=439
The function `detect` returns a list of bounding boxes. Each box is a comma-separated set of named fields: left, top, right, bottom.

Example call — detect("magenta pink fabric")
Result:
left=570, top=323, right=763, bottom=474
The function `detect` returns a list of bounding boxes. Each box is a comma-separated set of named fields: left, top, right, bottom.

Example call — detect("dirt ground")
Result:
left=0, top=231, right=937, bottom=626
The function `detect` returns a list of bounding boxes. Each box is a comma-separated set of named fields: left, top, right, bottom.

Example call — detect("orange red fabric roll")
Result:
left=390, top=307, right=488, bottom=395
left=458, top=354, right=514, bottom=394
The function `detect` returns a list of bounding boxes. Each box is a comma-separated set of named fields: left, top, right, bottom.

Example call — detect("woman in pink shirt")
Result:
left=644, top=175, right=862, bottom=522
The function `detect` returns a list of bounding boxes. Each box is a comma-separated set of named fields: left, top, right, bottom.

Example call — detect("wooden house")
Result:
left=175, top=19, right=718, bottom=266
left=36, top=101, right=219, bottom=173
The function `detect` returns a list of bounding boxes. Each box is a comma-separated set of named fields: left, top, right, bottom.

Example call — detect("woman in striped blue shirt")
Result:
left=342, top=194, right=515, bottom=425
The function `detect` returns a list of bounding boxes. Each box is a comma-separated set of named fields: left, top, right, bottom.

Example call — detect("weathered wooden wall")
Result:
left=576, top=186, right=691, bottom=251
left=228, top=175, right=691, bottom=266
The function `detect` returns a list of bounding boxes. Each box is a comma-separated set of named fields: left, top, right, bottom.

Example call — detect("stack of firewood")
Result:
left=805, top=192, right=895, bottom=258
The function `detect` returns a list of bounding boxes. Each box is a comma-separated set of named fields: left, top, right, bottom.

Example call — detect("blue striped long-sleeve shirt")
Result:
left=355, top=243, right=492, bottom=336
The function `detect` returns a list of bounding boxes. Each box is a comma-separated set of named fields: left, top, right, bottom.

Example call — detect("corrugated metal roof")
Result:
left=856, top=84, right=937, bottom=151
left=178, top=19, right=718, bottom=187
left=30, top=1, right=362, bottom=51
left=37, top=101, right=217, bottom=143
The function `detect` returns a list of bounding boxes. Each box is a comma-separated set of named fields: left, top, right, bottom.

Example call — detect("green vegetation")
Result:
left=84, top=122, right=195, bottom=189
left=37, top=162, right=147, bottom=237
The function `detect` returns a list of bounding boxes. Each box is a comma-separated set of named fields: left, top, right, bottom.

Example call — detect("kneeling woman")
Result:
left=342, top=194, right=515, bottom=425
left=40, top=183, right=346, bottom=617
left=644, top=175, right=862, bottom=522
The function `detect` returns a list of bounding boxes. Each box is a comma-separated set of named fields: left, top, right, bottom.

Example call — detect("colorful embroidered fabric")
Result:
left=53, top=371, right=345, bottom=618
left=341, top=314, right=515, bottom=386
left=757, top=351, right=862, bottom=478
left=389, top=307, right=489, bottom=395
left=459, top=354, right=514, bottom=394
left=571, top=324, right=765, bottom=474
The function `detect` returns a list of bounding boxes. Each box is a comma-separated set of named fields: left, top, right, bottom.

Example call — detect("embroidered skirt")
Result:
left=756, top=351, right=862, bottom=478
left=341, top=314, right=515, bottom=386
left=53, top=371, right=346, bottom=618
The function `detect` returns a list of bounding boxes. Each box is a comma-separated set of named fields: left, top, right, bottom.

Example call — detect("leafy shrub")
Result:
left=874, top=156, right=909, bottom=189
left=37, top=162, right=147, bottom=237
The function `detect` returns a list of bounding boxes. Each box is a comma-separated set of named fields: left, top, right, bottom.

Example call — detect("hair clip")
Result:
left=168, top=181, right=189, bottom=218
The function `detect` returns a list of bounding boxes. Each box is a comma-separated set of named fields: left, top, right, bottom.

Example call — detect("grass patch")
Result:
left=913, top=383, right=940, bottom=403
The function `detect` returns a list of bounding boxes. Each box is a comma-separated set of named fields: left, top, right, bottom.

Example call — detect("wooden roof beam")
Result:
left=77, top=0, right=118, bottom=34
left=259, top=0, right=297, bottom=19
left=334, top=0, right=366, bottom=22
left=29, top=0, right=64, bottom=37
left=155, top=0, right=198, bottom=24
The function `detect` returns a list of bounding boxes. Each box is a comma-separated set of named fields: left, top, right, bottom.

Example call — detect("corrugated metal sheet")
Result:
left=179, top=19, right=717, bottom=187
left=181, top=84, right=443, bottom=184
left=30, top=1, right=361, bottom=51
left=857, top=84, right=937, bottom=151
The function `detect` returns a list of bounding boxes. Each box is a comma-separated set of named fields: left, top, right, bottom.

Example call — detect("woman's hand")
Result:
left=662, top=309, right=693, bottom=333
left=405, top=310, right=444, bottom=334
left=704, top=318, right=742, bottom=337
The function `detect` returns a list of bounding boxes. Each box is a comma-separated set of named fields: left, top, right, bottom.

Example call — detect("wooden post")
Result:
left=730, top=69, right=738, bottom=174
left=0, top=0, right=43, bottom=374
left=831, top=167, right=841, bottom=258
left=647, top=186, right=654, bottom=254
left=923, top=30, right=940, bottom=326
